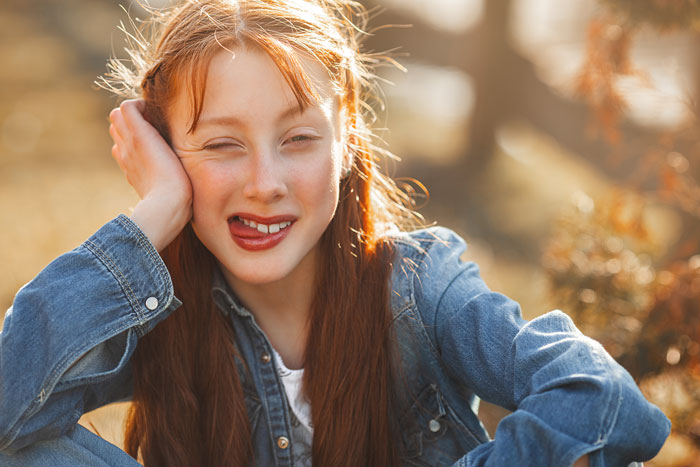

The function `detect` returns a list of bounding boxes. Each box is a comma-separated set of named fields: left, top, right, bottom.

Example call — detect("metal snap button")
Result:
left=261, top=353, right=271, bottom=363
left=277, top=436, right=289, bottom=449
left=145, top=296, right=159, bottom=310
left=428, top=419, right=441, bottom=433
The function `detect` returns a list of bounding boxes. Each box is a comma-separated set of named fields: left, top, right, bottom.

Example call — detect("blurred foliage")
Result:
left=545, top=192, right=700, bottom=451
left=601, top=0, right=700, bottom=30
left=546, top=0, right=700, bottom=455
left=576, top=17, right=638, bottom=144
left=543, top=192, right=658, bottom=360
left=657, top=144, right=700, bottom=219
left=642, top=370, right=700, bottom=447
left=544, top=192, right=700, bottom=378
left=624, top=256, right=700, bottom=381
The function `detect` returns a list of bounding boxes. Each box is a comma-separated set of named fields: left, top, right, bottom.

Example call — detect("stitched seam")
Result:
left=392, top=302, right=414, bottom=322
left=433, top=277, right=488, bottom=357
left=116, top=215, right=170, bottom=292
left=0, top=237, right=142, bottom=451
left=55, top=328, right=134, bottom=388
left=84, top=240, right=142, bottom=323
left=408, top=271, right=441, bottom=357
left=404, top=229, right=466, bottom=357
left=594, top=357, right=622, bottom=444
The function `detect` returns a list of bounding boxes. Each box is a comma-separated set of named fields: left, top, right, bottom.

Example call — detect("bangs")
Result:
left=184, top=36, right=323, bottom=134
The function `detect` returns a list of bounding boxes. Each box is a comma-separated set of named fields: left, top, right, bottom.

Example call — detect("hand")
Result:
left=109, top=99, right=193, bottom=251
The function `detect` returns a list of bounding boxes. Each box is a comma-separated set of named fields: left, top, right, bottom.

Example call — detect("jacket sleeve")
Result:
left=409, top=227, right=671, bottom=467
left=0, top=215, right=181, bottom=454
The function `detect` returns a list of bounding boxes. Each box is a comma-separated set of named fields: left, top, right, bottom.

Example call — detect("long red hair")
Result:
left=103, top=1, right=420, bottom=465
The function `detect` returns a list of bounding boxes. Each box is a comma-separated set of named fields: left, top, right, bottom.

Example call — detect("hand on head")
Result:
left=109, top=98, right=193, bottom=251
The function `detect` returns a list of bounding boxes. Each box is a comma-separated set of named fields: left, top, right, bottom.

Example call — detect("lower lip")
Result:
left=228, top=220, right=293, bottom=251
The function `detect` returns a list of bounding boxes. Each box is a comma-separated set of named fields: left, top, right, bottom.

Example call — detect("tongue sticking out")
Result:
left=228, top=216, right=294, bottom=251
left=228, top=217, right=292, bottom=238
left=229, top=218, right=266, bottom=238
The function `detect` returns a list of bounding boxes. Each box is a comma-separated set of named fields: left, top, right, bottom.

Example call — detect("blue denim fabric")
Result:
left=0, top=215, right=670, bottom=466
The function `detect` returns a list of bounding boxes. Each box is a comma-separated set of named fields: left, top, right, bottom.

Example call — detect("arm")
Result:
left=1, top=99, right=192, bottom=454
left=0, top=215, right=181, bottom=453
left=410, top=228, right=670, bottom=466
left=109, top=99, right=192, bottom=252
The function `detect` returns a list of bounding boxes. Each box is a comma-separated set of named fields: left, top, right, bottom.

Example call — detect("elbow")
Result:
left=0, top=393, right=83, bottom=457
left=598, top=364, right=671, bottom=463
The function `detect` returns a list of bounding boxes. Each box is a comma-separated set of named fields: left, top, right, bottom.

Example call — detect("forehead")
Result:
left=168, top=45, right=338, bottom=131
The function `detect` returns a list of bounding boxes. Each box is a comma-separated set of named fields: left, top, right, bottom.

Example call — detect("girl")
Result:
left=0, top=0, right=670, bottom=465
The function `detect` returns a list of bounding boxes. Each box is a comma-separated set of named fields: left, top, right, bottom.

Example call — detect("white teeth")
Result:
left=237, top=216, right=292, bottom=234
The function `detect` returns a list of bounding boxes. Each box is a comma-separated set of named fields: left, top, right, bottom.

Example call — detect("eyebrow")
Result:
left=195, top=101, right=306, bottom=131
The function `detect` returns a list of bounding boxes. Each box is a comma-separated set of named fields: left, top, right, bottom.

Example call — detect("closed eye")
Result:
left=203, top=141, right=242, bottom=151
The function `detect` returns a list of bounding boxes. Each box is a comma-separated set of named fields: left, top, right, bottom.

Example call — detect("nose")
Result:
left=242, top=148, right=288, bottom=203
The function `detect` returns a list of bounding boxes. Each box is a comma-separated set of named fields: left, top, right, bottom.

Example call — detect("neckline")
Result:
left=272, top=348, right=304, bottom=376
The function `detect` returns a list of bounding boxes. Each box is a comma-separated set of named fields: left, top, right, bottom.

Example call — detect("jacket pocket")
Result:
left=400, top=383, right=477, bottom=467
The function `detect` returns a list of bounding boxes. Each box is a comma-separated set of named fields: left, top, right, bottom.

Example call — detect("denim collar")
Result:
left=210, top=266, right=253, bottom=319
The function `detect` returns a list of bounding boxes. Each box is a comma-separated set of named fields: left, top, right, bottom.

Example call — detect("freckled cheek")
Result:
left=187, top=164, right=243, bottom=218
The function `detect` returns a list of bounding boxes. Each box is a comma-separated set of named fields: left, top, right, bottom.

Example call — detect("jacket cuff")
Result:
left=82, top=214, right=180, bottom=337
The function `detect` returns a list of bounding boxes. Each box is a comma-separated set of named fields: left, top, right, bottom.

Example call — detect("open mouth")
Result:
left=232, top=215, right=293, bottom=235
left=228, top=214, right=296, bottom=251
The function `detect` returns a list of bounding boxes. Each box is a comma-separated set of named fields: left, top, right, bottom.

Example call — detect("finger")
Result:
left=109, top=107, right=120, bottom=124
left=109, top=127, right=128, bottom=166
left=134, top=98, right=146, bottom=113
left=111, top=143, right=120, bottom=163
left=111, top=144, right=127, bottom=173
left=109, top=108, right=129, bottom=139
left=109, top=123, right=124, bottom=147
left=120, top=99, right=146, bottom=129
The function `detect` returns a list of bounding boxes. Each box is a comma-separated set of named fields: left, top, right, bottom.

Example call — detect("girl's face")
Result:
left=167, top=46, right=345, bottom=287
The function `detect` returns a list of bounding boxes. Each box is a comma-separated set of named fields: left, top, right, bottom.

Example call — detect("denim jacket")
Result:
left=0, top=215, right=670, bottom=466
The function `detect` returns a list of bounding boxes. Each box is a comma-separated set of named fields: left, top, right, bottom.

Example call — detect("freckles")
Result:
left=193, top=163, right=236, bottom=186
left=189, top=167, right=239, bottom=214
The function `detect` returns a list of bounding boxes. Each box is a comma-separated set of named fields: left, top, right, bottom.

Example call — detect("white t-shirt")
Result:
left=272, top=349, right=313, bottom=466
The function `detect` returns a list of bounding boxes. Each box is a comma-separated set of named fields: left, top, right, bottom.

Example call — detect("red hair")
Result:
left=102, top=1, right=421, bottom=465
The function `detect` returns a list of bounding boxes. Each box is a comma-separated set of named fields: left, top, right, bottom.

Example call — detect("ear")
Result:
left=341, top=148, right=354, bottom=178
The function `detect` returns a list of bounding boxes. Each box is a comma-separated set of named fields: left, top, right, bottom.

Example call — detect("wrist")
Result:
left=130, top=195, right=191, bottom=251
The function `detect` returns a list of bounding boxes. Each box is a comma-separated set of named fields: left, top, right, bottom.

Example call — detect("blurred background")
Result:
left=1, top=0, right=699, bottom=464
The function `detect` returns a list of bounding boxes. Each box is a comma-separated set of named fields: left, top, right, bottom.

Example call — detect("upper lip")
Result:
left=229, top=213, right=298, bottom=224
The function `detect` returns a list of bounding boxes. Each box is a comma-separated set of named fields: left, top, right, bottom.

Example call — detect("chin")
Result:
left=222, top=260, right=293, bottom=286
left=233, top=271, right=287, bottom=285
